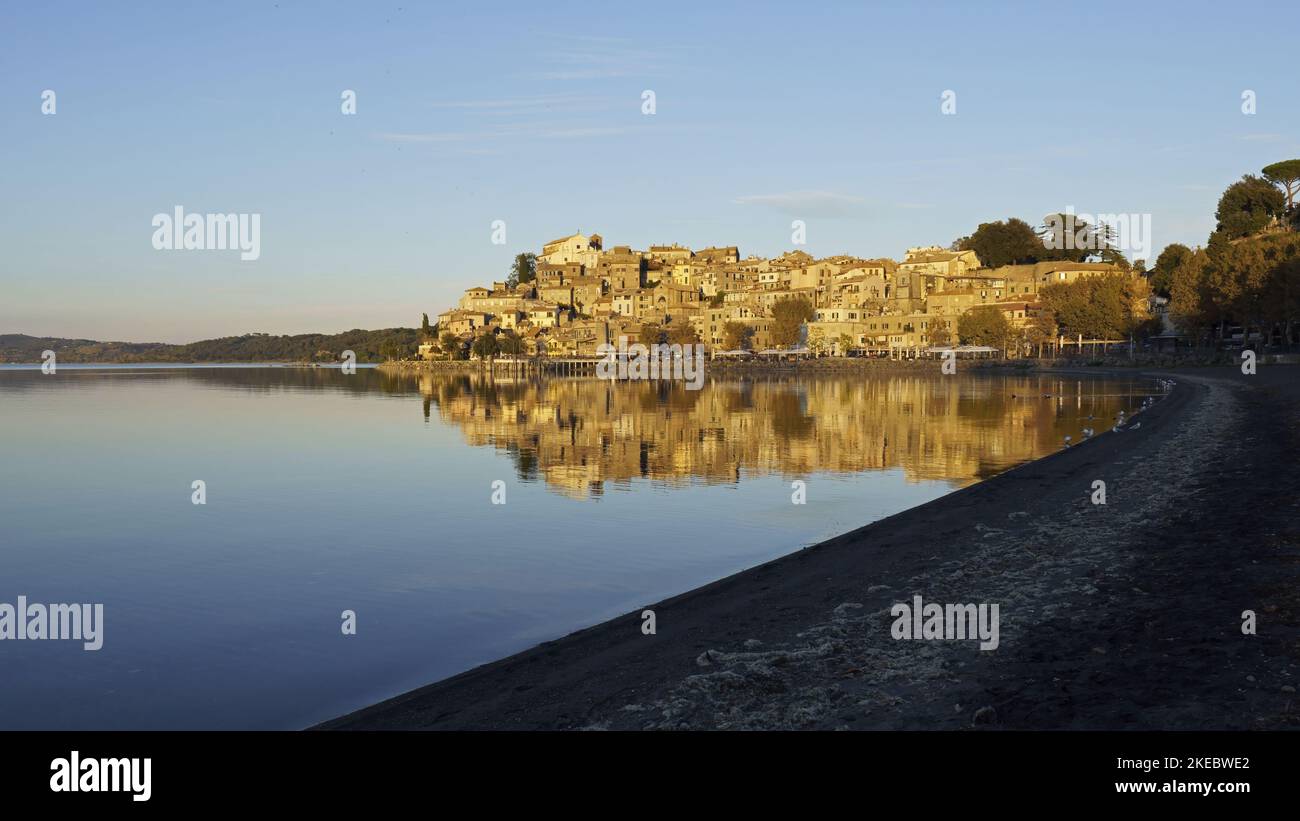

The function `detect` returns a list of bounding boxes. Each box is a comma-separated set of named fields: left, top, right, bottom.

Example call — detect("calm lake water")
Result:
left=0, top=364, right=1159, bottom=729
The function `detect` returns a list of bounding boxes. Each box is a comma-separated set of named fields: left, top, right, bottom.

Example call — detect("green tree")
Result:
left=1215, top=175, right=1285, bottom=238
left=1169, top=248, right=1213, bottom=341
left=498, top=330, right=526, bottom=357
left=1037, top=212, right=1103, bottom=263
left=441, top=331, right=466, bottom=360
left=1264, top=241, right=1300, bottom=343
left=957, top=218, right=1041, bottom=268
left=1024, top=311, right=1059, bottom=357
left=1206, top=233, right=1300, bottom=347
left=806, top=327, right=827, bottom=356
left=638, top=324, right=667, bottom=348
left=722, top=321, right=754, bottom=351
left=770, top=296, right=814, bottom=347
left=420, top=313, right=432, bottom=338
left=957, top=306, right=1013, bottom=348
left=471, top=332, right=500, bottom=362
left=1262, top=159, right=1300, bottom=220
left=379, top=340, right=408, bottom=361
left=667, top=323, right=700, bottom=346
left=1095, top=223, right=1130, bottom=268
left=508, top=253, right=537, bottom=288
left=1151, top=243, right=1192, bottom=296
left=1040, top=272, right=1151, bottom=339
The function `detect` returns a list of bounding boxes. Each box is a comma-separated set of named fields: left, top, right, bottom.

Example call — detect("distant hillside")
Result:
left=0, top=329, right=420, bottom=364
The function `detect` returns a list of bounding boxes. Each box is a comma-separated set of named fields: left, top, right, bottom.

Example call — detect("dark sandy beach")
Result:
left=320, top=365, right=1300, bottom=730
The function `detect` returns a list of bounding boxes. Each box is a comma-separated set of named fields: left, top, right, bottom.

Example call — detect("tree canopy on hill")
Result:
left=1169, top=233, right=1300, bottom=342
left=1215, top=175, right=1285, bottom=239
left=955, top=213, right=1128, bottom=269
left=507, top=253, right=537, bottom=288
left=1261, top=159, right=1300, bottom=215
left=954, top=218, right=1042, bottom=268
left=1156, top=159, right=1300, bottom=347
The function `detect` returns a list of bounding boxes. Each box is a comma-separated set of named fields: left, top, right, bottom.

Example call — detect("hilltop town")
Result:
left=425, top=230, right=1140, bottom=361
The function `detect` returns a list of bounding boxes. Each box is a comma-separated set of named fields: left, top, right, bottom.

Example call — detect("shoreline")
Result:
left=4, top=350, right=1290, bottom=371
left=319, top=365, right=1300, bottom=730
left=376, top=351, right=1300, bottom=378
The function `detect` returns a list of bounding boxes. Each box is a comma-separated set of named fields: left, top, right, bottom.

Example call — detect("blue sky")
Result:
left=2, top=0, right=1297, bottom=343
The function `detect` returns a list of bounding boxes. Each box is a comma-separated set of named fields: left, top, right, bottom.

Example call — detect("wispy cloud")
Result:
left=377, top=91, right=639, bottom=146
left=536, top=126, right=628, bottom=139
left=732, top=191, right=866, bottom=218
left=528, top=34, right=677, bottom=81
left=374, top=131, right=469, bottom=144
left=537, top=69, right=630, bottom=81
left=1240, top=133, right=1284, bottom=142
left=374, top=123, right=632, bottom=144
left=426, top=93, right=614, bottom=116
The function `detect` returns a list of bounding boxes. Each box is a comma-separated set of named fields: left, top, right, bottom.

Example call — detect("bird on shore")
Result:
left=1129, top=422, right=1141, bottom=430
left=1082, top=427, right=1094, bottom=438
left=1063, top=435, right=1072, bottom=448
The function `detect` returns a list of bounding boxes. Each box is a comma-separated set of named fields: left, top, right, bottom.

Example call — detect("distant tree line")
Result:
left=0, top=328, right=421, bottom=364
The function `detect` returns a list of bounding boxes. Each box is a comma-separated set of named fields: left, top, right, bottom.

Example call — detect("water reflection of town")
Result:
left=413, top=372, right=1151, bottom=499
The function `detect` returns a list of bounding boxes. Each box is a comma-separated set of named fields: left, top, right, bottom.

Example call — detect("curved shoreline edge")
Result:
left=316, top=365, right=1300, bottom=731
